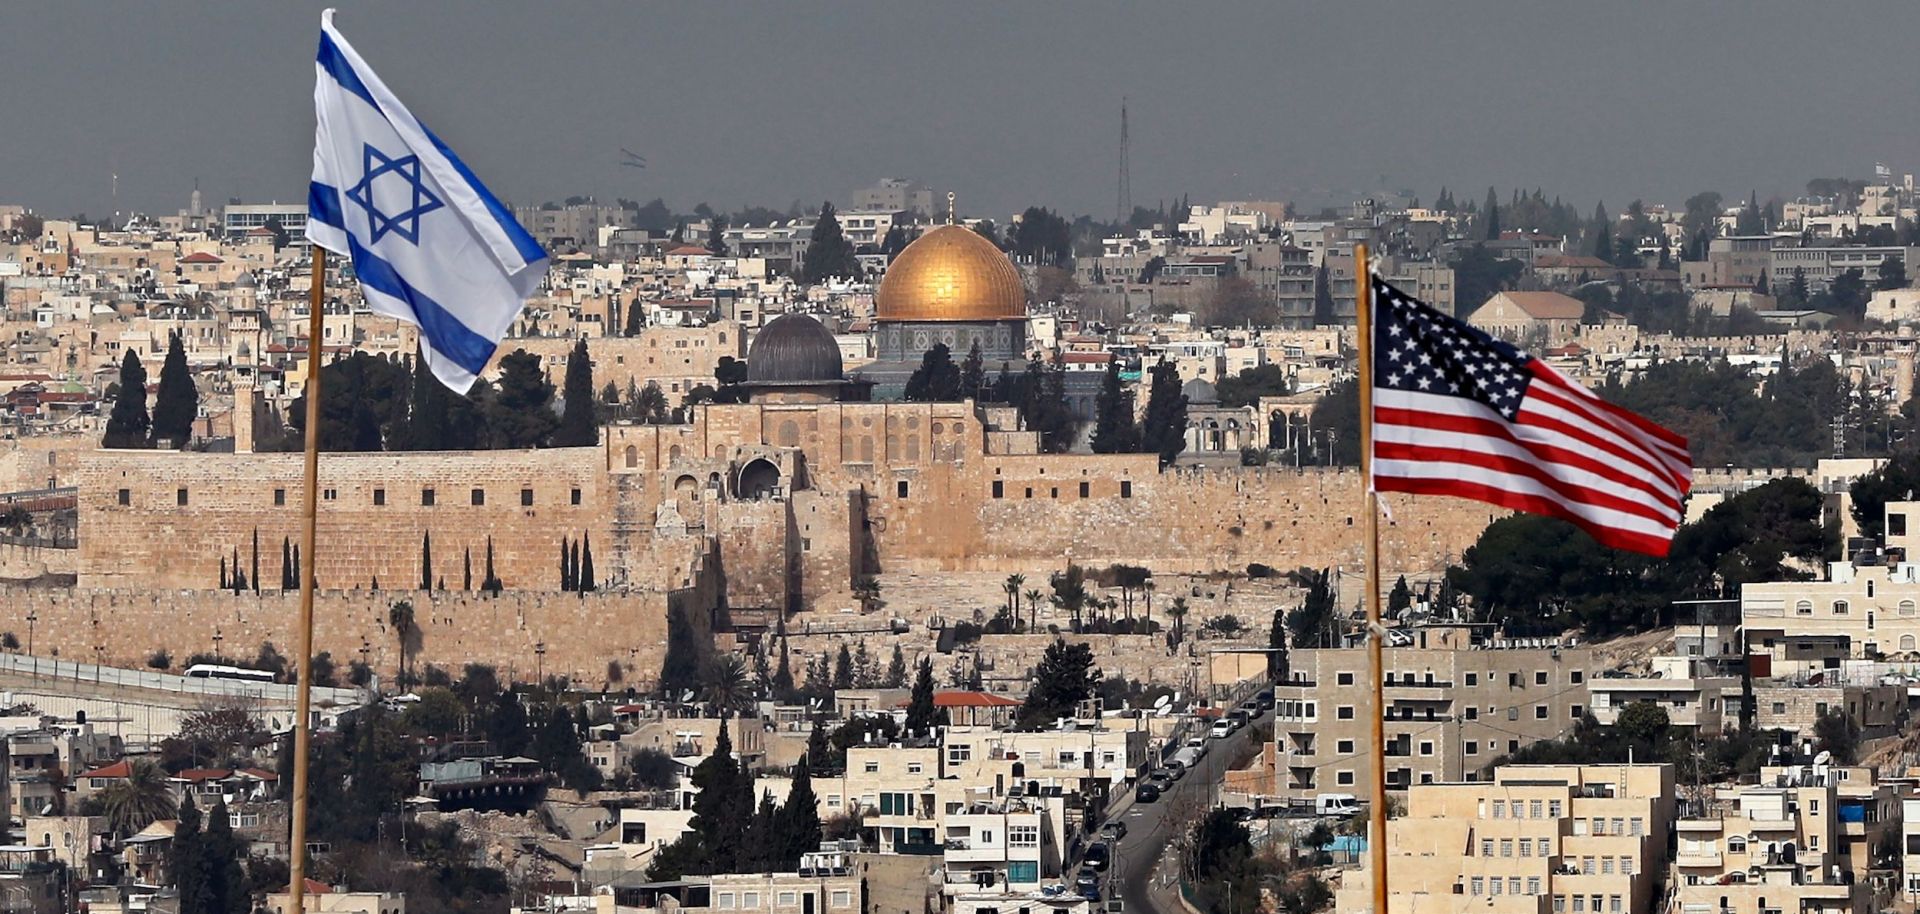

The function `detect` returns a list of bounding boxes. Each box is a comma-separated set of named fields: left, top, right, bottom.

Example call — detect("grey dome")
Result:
left=1181, top=378, right=1218, bottom=404
left=747, top=313, right=844, bottom=384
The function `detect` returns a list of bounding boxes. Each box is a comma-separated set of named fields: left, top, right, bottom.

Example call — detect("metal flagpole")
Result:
left=288, top=246, right=328, bottom=914
left=1353, top=243, right=1390, bottom=914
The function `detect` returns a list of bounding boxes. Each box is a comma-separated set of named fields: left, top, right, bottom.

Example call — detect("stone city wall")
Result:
left=0, top=540, right=76, bottom=581
left=0, top=583, right=702, bottom=689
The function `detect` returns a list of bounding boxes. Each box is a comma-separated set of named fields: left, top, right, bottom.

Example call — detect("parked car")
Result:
left=1099, top=821, right=1129, bottom=842
left=1208, top=719, right=1234, bottom=739
left=1075, top=871, right=1102, bottom=894
left=1135, top=781, right=1162, bottom=803
left=1255, top=689, right=1275, bottom=710
left=1083, top=842, right=1111, bottom=871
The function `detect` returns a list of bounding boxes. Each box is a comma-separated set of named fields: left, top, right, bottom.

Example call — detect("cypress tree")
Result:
left=463, top=547, right=472, bottom=591
left=805, top=717, right=831, bottom=773
left=885, top=644, right=908, bottom=688
left=102, top=349, right=151, bottom=448
left=579, top=534, right=596, bottom=592
left=1592, top=220, right=1613, bottom=264
left=1483, top=187, right=1501, bottom=240
left=560, top=538, right=574, bottom=592
left=783, top=755, right=822, bottom=867
left=282, top=537, right=293, bottom=590
left=554, top=338, right=599, bottom=447
left=204, top=798, right=247, bottom=914
left=1089, top=358, right=1140, bottom=454
left=420, top=531, right=433, bottom=591
left=483, top=537, right=501, bottom=593
left=904, top=343, right=961, bottom=402
left=905, top=657, right=937, bottom=737
left=170, top=793, right=208, bottom=914
left=624, top=298, right=644, bottom=336
left=832, top=643, right=853, bottom=690
left=801, top=202, right=860, bottom=284
left=149, top=331, right=199, bottom=448
left=292, top=544, right=301, bottom=590
left=220, top=556, right=229, bottom=591
left=1139, top=359, right=1189, bottom=469
left=771, top=616, right=795, bottom=699
left=231, top=547, right=246, bottom=593
left=688, top=724, right=745, bottom=871
left=1311, top=262, right=1336, bottom=326
left=251, top=529, right=260, bottom=595
left=959, top=341, right=986, bottom=401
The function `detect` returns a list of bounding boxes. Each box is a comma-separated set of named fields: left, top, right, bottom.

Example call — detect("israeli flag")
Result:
left=306, top=9, right=547, bottom=393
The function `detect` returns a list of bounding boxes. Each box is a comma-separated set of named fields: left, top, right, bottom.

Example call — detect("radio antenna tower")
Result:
left=1117, top=97, right=1132, bottom=225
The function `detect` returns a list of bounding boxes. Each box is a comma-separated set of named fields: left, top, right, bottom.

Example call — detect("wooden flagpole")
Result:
left=1353, top=243, right=1390, bottom=913
left=287, top=246, right=327, bottom=914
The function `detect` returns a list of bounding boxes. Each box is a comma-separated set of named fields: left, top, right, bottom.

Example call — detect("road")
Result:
left=1087, top=706, right=1271, bottom=914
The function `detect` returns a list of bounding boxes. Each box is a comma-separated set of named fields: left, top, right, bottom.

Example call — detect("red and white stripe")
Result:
left=1372, top=360, right=1692, bottom=556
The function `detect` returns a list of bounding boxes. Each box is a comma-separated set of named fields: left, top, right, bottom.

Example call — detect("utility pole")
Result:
left=1117, top=98, right=1132, bottom=225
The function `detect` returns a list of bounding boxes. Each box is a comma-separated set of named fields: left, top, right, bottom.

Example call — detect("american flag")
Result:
left=1368, top=276, right=1692, bottom=556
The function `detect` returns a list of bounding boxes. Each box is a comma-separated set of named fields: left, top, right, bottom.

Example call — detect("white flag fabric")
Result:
left=306, top=9, right=547, bottom=393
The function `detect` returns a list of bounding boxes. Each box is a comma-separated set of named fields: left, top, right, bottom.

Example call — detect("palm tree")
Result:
left=99, top=760, right=175, bottom=837
left=388, top=599, right=415, bottom=687
left=1003, top=574, right=1025, bottom=619
left=1167, top=597, right=1190, bottom=645
left=702, top=654, right=753, bottom=716
left=1143, top=579, right=1156, bottom=627
left=1024, top=589, right=1044, bottom=631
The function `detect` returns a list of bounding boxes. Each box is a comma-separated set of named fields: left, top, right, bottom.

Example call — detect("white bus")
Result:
left=183, top=664, right=277, bottom=683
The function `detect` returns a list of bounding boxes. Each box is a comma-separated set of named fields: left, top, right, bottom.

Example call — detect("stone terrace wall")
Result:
left=76, top=447, right=615, bottom=592
left=0, top=540, right=76, bottom=581
left=0, top=585, right=693, bottom=689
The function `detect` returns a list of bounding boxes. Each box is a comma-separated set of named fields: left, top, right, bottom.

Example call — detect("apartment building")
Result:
left=1337, top=763, right=1675, bottom=914
left=1768, top=245, right=1920, bottom=294
left=1742, top=558, right=1920, bottom=673
left=1587, top=656, right=1740, bottom=737
left=1270, top=625, right=1596, bottom=798
left=589, top=856, right=864, bottom=914
left=1674, top=764, right=1894, bottom=914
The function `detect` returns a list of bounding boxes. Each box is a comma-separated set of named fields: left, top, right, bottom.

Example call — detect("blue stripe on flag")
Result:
left=421, top=124, right=548, bottom=267
left=343, top=235, right=498, bottom=376
left=315, top=30, right=379, bottom=109
left=308, top=182, right=345, bottom=229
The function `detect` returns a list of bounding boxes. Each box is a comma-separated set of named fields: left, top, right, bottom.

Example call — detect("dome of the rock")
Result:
left=875, top=225, right=1026, bottom=322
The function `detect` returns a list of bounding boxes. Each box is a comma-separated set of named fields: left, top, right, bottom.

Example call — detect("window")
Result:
left=1336, top=770, right=1354, bottom=786
left=1520, top=839, right=1532, bottom=857
left=1465, top=741, right=1478, bottom=755
left=993, top=481, right=1004, bottom=498
left=897, top=480, right=909, bottom=499
left=1508, top=707, right=1518, bottom=721
left=831, top=891, right=853, bottom=908
left=777, top=893, right=796, bottom=908
left=1535, top=705, right=1549, bottom=720
left=1894, top=512, right=1910, bottom=536
left=1337, top=706, right=1354, bottom=720
left=571, top=487, right=582, bottom=505
left=422, top=488, right=436, bottom=506
left=1490, top=879, right=1502, bottom=896
left=1528, top=878, right=1541, bottom=896
left=1465, top=672, right=1477, bottom=686
left=521, top=488, right=534, bottom=506
left=1337, top=739, right=1354, bottom=753
left=1481, top=839, right=1495, bottom=857
left=177, top=487, right=189, bottom=506
left=1470, top=877, right=1484, bottom=896
left=1009, top=825, right=1039, bottom=847
left=1500, top=839, right=1513, bottom=857
left=1548, top=800, right=1562, bottom=817
left=1629, top=817, right=1643, bottom=836
left=1420, top=741, right=1434, bottom=756
left=1796, top=600, right=1813, bottom=615
left=1570, top=704, right=1584, bottom=719
left=1834, top=600, right=1849, bottom=615
left=863, top=761, right=879, bottom=774
left=719, top=894, right=738, bottom=910
left=323, top=487, right=337, bottom=501
left=1535, top=671, right=1548, bottom=685
left=373, top=488, right=386, bottom=506
left=1492, top=801, right=1506, bottom=818
left=471, top=488, right=485, bottom=506
left=118, top=488, right=131, bottom=506
left=948, top=744, right=971, bottom=764
left=1466, top=707, right=1478, bottom=720
left=1337, top=672, right=1354, bottom=685
left=906, top=762, right=922, bottom=774
left=1570, top=671, right=1584, bottom=683
left=1601, top=857, right=1614, bottom=874
left=1554, top=896, right=1566, bottom=913
left=742, top=893, right=760, bottom=909
left=1079, top=482, right=1090, bottom=498
left=1120, top=481, right=1133, bottom=498
left=1538, top=838, right=1551, bottom=855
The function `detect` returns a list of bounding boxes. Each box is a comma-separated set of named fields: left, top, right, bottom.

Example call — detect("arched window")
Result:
left=1900, top=635, right=1916, bottom=652
left=1833, top=600, right=1849, bottom=615
left=1899, top=600, right=1915, bottom=617
left=1727, top=836, right=1747, bottom=854
left=1796, top=600, right=1814, bottom=615
left=624, top=445, right=638, bottom=469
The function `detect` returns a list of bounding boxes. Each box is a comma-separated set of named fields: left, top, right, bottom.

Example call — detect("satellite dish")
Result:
left=1153, top=695, right=1171, bottom=710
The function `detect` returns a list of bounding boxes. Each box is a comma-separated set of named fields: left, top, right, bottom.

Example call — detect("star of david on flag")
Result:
left=306, top=9, right=547, bottom=393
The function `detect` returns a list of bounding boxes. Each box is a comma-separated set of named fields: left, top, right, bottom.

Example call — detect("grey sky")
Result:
left=4, top=1, right=1917, bottom=224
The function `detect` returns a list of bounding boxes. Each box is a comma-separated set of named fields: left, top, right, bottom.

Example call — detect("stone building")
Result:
left=1338, top=763, right=1675, bottom=914
left=1270, top=625, right=1595, bottom=798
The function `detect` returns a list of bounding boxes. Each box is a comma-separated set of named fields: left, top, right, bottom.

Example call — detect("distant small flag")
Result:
left=1368, top=276, right=1693, bottom=556
left=305, top=9, right=547, bottom=393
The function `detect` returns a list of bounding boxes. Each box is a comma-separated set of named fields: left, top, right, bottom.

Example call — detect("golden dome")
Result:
left=876, top=225, right=1027, bottom=322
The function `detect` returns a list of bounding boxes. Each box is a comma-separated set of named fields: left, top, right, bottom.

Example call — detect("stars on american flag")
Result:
left=1371, top=276, right=1532, bottom=420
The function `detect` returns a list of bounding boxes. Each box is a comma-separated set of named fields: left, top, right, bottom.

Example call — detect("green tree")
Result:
left=905, top=658, right=938, bottom=737
left=1813, top=708, right=1860, bottom=764
left=554, top=338, right=599, bottom=447
left=401, top=687, right=466, bottom=737
left=1285, top=569, right=1337, bottom=648
left=1049, top=564, right=1091, bottom=630
left=959, top=341, right=987, bottom=400
left=1482, top=187, right=1501, bottom=239
left=149, top=331, right=199, bottom=448
left=1387, top=575, right=1413, bottom=616
left=486, top=690, right=532, bottom=756
left=1215, top=364, right=1290, bottom=407
left=1139, top=359, right=1188, bottom=468
left=388, top=599, right=416, bottom=687
left=102, top=350, right=151, bottom=448
left=204, top=798, right=249, bottom=914
left=1089, top=358, right=1140, bottom=454
left=904, top=343, right=962, bottom=401
left=1011, top=206, right=1074, bottom=267
left=486, top=350, right=560, bottom=448
left=1306, top=380, right=1359, bottom=466
left=170, top=792, right=210, bottom=913
left=1204, top=275, right=1278, bottom=327
left=1018, top=639, right=1100, bottom=728
left=801, top=202, right=861, bottom=283
left=702, top=654, right=754, bottom=716
left=885, top=645, right=908, bottom=688
left=782, top=754, right=823, bottom=867
left=1311, top=262, right=1336, bottom=326
left=1879, top=256, right=1908, bottom=291
left=99, top=759, right=176, bottom=836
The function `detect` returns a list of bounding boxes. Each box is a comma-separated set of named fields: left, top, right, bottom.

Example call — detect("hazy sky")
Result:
left=5, top=1, right=1918, bottom=224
